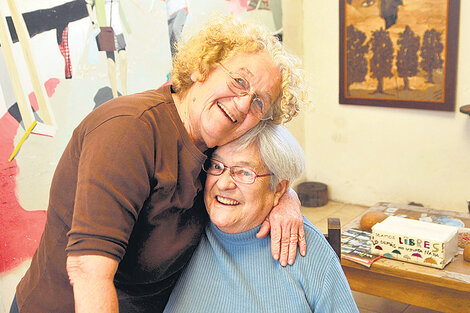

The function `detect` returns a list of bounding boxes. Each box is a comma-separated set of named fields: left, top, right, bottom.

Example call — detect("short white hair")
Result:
left=232, top=122, right=306, bottom=189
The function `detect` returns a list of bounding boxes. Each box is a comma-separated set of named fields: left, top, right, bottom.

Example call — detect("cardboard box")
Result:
left=371, top=216, right=459, bottom=269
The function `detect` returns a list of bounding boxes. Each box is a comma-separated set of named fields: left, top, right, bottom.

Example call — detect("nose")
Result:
left=233, top=92, right=253, bottom=115
left=216, top=168, right=237, bottom=190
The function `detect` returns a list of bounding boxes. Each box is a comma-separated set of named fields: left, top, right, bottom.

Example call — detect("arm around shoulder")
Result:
left=257, top=187, right=306, bottom=266
left=67, top=254, right=119, bottom=313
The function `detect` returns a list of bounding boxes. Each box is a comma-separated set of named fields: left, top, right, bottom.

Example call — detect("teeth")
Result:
left=216, top=196, right=240, bottom=205
left=217, top=102, right=237, bottom=123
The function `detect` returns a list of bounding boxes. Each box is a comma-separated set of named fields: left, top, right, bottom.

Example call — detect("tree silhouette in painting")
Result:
left=346, top=25, right=369, bottom=96
left=396, top=25, right=420, bottom=90
left=420, top=29, right=443, bottom=83
left=369, top=28, right=394, bottom=94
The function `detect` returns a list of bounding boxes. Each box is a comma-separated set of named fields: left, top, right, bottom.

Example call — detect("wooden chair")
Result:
left=324, top=217, right=341, bottom=258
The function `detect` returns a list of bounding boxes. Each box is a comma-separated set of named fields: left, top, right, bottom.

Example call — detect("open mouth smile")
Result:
left=216, top=195, right=240, bottom=205
left=217, top=102, right=238, bottom=123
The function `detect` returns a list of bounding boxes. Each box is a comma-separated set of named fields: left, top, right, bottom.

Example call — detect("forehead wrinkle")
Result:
left=212, top=151, right=262, bottom=171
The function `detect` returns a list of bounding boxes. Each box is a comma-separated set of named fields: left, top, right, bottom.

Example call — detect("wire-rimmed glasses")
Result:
left=218, top=63, right=273, bottom=121
left=202, top=158, right=272, bottom=184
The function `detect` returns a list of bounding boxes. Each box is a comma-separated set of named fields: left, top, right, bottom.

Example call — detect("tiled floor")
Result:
left=301, top=201, right=442, bottom=313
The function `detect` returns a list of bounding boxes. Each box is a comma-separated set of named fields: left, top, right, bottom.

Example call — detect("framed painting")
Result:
left=339, top=0, right=460, bottom=111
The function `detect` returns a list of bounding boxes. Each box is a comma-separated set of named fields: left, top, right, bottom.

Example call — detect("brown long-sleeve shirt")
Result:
left=17, top=85, right=208, bottom=312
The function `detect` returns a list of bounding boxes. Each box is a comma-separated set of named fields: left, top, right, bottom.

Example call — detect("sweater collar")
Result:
left=208, top=222, right=262, bottom=245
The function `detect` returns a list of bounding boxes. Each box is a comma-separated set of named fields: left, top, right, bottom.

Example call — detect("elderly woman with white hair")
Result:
left=163, top=124, right=359, bottom=313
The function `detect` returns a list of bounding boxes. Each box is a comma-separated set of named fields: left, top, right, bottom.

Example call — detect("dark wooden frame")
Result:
left=324, top=218, right=341, bottom=258
left=339, top=0, right=460, bottom=111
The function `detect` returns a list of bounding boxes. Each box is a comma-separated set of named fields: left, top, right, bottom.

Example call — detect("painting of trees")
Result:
left=420, top=29, right=444, bottom=83
left=368, top=28, right=394, bottom=94
left=339, top=0, right=459, bottom=111
left=396, top=26, right=420, bottom=90
left=346, top=25, right=369, bottom=96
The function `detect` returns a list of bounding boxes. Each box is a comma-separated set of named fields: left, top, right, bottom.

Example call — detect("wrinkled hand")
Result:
left=256, top=188, right=306, bottom=266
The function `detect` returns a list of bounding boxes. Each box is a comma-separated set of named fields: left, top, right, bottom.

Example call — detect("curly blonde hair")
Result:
left=171, top=15, right=307, bottom=124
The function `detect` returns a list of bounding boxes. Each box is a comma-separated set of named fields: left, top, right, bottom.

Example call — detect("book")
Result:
left=341, top=228, right=382, bottom=267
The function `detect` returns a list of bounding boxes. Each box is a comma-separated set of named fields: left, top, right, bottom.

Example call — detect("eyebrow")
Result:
left=212, top=154, right=258, bottom=170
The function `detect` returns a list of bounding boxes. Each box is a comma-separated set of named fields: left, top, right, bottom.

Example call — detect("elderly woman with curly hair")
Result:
left=12, top=16, right=308, bottom=313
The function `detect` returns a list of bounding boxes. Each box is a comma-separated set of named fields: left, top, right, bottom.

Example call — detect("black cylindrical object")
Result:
left=297, top=182, right=328, bottom=207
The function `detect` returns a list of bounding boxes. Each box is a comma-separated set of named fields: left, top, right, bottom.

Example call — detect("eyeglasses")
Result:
left=218, top=63, right=273, bottom=121
left=202, top=158, right=272, bottom=184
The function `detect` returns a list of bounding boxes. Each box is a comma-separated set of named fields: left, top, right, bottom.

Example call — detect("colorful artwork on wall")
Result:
left=0, top=0, right=171, bottom=275
left=0, top=97, right=47, bottom=272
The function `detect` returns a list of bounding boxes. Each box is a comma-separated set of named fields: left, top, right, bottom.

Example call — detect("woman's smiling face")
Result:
left=186, top=52, right=281, bottom=150
left=204, top=141, right=284, bottom=234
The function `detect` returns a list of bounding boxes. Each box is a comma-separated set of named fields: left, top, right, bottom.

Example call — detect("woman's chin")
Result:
left=211, top=216, right=236, bottom=232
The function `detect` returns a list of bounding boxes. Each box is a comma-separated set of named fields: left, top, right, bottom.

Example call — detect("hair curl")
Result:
left=171, top=15, right=308, bottom=124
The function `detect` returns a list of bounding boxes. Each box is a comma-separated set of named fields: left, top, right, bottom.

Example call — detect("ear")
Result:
left=190, top=70, right=201, bottom=82
left=272, top=180, right=290, bottom=207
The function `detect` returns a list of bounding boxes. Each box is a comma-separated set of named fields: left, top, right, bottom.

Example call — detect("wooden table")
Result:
left=341, top=202, right=470, bottom=313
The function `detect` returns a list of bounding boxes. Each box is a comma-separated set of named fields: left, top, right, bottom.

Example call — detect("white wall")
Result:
left=299, top=0, right=470, bottom=212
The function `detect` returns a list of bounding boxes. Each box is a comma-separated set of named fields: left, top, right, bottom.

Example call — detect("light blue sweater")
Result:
left=163, top=217, right=359, bottom=313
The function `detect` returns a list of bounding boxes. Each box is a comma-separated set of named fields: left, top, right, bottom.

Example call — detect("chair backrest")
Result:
left=324, top=217, right=341, bottom=258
